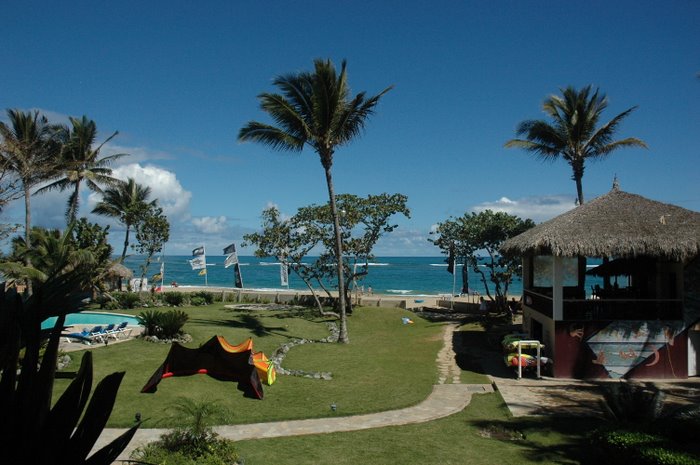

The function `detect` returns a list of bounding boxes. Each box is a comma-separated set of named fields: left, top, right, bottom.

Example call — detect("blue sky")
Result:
left=2, top=0, right=698, bottom=256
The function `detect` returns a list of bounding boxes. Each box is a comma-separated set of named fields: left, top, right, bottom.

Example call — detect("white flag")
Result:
left=224, top=242, right=239, bottom=268
left=280, top=263, right=289, bottom=286
left=189, top=246, right=206, bottom=270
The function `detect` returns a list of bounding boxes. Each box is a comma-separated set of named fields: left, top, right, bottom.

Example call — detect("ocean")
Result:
left=121, top=255, right=610, bottom=297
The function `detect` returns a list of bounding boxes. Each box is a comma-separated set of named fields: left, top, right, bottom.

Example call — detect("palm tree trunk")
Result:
left=323, top=164, right=348, bottom=343
left=120, top=225, right=130, bottom=263
left=24, top=185, right=31, bottom=251
left=23, top=184, right=33, bottom=296
left=68, top=181, right=81, bottom=224
left=575, top=176, right=585, bottom=205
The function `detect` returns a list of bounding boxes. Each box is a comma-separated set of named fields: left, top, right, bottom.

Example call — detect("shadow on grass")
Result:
left=190, top=315, right=294, bottom=338
left=470, top=414, right=605, bottom=465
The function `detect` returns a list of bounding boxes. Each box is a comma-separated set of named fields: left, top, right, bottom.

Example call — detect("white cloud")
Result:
left=87, top=163, right=192, bottom=221
left=472, top=194, right=576, bottom=223
left=192, top=216, right=228, bottom=234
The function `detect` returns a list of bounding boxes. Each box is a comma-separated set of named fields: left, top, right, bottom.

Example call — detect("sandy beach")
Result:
left=158, top=285, right=517, bottom=311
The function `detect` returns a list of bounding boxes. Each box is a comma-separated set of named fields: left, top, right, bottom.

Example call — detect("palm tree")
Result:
left=238, top=59, right=392, bottom=343
left=505, top=85, right=647, bottom=205
left=36, top=115, right=127, bottom=224
left=0, top=109, right=61, bottom=252
left=92, top=177, right=154, bottom=262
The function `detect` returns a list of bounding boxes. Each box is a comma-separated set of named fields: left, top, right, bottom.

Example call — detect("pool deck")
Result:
left=60, top=324, right=144, bottom=352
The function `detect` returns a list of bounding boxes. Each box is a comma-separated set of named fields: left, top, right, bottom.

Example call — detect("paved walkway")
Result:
left=97, top=322, right=493, bottom=462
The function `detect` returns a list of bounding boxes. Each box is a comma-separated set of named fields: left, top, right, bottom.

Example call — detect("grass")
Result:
left=54, top=303, right=608, bottom=464
left=233, top=392, right=603, bottom=465
left=55, top=304, right=443, bottom=427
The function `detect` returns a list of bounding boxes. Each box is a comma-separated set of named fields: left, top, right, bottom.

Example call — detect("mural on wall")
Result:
left=584, top=320, right=685, bottom=378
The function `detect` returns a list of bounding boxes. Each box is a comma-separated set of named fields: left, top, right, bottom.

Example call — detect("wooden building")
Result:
left=501, top=184, right=700, bottom=379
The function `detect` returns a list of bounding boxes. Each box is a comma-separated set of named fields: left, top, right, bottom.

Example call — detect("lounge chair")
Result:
left=64, top=328, right=94, bottom=344
left=113, top=321, right=132, bottom=338
left=103, top=323, right=119, bottom=340
left=89, top=325, right=107, bottom=343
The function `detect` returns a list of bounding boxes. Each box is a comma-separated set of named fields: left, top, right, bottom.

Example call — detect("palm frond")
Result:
left=238, top=122, right=304, bottom=152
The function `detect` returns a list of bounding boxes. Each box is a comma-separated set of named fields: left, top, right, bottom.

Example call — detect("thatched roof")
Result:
left=107, top=262, right=134, bottom=278
left=500, top=187, right=700, bottom=261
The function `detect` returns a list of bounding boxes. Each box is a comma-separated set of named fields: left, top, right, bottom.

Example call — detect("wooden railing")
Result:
left=523, top=289, right=683, bottom=321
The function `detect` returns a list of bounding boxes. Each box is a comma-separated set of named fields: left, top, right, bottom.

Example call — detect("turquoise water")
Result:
left=122, top=255, right=609, bottom=297
left=42, top=312, right=140, bottom=330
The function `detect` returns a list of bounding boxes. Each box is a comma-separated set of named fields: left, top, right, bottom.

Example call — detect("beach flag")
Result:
left=199, top=269, right=207, bottom=276
left=189, top=246, right=206, bottom=270
left=152, top=262, right=165, bottom=282
left=224, top=243, right=244, bottom=288
left=446, top=247, right=455, bottom=274
left=223, top=243, right=239, bottom=268
left=280, top=263, right=289, bottom=287
left=233, top=263, right=243, bottom=288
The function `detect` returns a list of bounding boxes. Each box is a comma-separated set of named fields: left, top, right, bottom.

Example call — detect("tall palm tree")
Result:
left=238, top=59, right=392, bottom=343
left=0, top=109, right=61, bottom=251
left=92, top=177, right=154, bottom=262
left=505, top=85, right=647, bottom=204
left=36, top=115, right=127, bottom=224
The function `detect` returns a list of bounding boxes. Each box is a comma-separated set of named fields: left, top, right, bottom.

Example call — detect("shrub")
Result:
left=102, top=300, right=121, bottom=310
left=190, top=296, right=206, bottom=306
left=137, top=309, right=162, bottom=336
left=189, top=291, right=214, bottom=305
left=114, top=291, right=142, bottom=309
left=138, top=309, right=189, bottom=338
left=159, top=310, right=189, bottom=338
left=163, top=291, right=186, bottom=306
left=131, top=398, right=238, bottom=465
left=591, top=429, right=700, bottom=465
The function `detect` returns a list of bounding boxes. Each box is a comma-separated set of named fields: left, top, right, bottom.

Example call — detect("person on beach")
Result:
left=479, top=297, right=488, bottom=313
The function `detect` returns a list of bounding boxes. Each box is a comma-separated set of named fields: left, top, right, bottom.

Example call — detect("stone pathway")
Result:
left=97, top=323, right=493, bottom=462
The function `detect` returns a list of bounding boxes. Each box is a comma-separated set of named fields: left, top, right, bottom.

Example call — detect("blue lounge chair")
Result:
left=113, top=321, right=132, bottom=338
left=103, top=323, right=119, bottom=340
left=89, top=325, right=107, bottom=343
left=64, top=328, right=93, bottom=344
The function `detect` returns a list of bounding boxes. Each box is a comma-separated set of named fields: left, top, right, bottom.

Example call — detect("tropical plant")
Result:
left=36, top=115, right=127, bottom=224
left=505, top=85, right=647, bottom=205
left=0, top=109, right=62, bottom=262
left=295, top=193, right=410, bottom=313
left=0, top=226, right=138, bottom=463
left=92, top=177, right=155, bottom=262
left=132, top=398, right=238, bottom=464
left=131, top=204, right=170, bottom=286
left=190, top=291, right=214, bottom=304
left=162, top=291, right=186, bottom=307
left=591, top=381, right=700, bottom=465
left=137, top=308, right=188, bottom=338
left=239, top=58, right=392, bottom=343
left=430, top=209, right=535, bottom=311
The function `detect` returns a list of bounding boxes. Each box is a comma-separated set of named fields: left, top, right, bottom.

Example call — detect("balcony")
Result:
left=523, top=289, right=684, bottom=321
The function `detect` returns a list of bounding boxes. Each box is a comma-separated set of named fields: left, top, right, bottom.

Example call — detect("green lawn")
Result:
left=55, top=304, right=605, bottom=464
left=56, top=304, right=443, bottom=427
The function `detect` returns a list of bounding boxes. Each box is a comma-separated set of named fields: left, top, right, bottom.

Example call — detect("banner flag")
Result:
left=189, top=246, right=206, bottom=270
left=224, top=243, right=239, bottom=268
left=234, top=263, right=243, bottom=288
left=447, top=247, right=455, bottom=274
left=280, top=263, right=289, bottom=287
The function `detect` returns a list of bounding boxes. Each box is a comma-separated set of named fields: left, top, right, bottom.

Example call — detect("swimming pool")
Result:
left=41, top=311, right=141, bottom=330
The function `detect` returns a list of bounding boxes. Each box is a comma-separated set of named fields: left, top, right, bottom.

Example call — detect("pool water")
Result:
left=41, top=312, right=141, bottom=330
